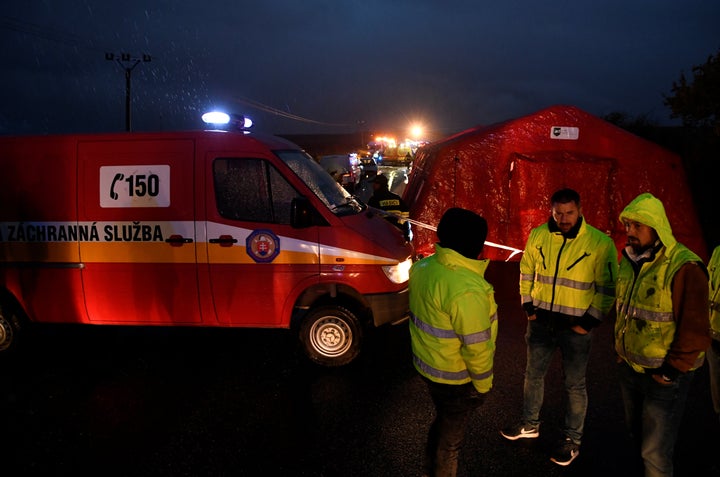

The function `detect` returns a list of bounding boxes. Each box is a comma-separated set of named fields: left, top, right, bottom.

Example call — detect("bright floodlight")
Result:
left=202, top=111, right=230, bottom=125
left=410, top=124, right=424, bottom=138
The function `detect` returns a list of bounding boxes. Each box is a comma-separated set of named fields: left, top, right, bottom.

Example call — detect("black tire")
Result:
left=0, top=301, right=23, bottom=353
left=299, top=305, right=363, bottom=367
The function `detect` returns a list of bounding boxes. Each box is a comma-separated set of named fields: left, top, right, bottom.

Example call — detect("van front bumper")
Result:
left=367, top=287, right=410, bottom=327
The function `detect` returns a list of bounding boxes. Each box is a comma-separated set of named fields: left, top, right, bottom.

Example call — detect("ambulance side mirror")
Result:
left=403, top=221, right=413, bottom=243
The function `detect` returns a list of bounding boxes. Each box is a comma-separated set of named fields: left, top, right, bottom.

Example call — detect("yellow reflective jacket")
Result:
left=519, top=216, right=618, bottom=328
left=615, top=193, right=708, bottom=373
left=409, top=244, right=498, bottom=393
left=709, top=245, right=720, bottom=341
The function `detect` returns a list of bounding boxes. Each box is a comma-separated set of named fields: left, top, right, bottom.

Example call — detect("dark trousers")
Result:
left=618, top=361, right=694, bottom=477
left=422, top=377, right=486, bottom=477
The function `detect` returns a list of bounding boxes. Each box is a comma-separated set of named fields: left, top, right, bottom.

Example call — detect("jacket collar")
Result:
left=548, top=215, right=584, bottom=239
left=434, top=244, right=490, bottom=275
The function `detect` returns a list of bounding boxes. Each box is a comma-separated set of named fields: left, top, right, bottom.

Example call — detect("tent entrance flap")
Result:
left=508, top=152, right=618, bottom=244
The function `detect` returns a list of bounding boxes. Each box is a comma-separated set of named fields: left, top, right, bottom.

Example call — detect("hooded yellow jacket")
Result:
left=615, top=193, right=710, bottom=374
left=709, top=245, right=720, bottom=341
left=409, top=244, right=498, bottom=393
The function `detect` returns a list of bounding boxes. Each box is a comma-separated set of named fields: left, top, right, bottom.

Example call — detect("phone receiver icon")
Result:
left=110, top=173, right=124, bottom=200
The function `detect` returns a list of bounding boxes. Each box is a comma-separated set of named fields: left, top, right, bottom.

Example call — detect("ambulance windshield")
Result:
left=276, top=150, right=360, bottom=215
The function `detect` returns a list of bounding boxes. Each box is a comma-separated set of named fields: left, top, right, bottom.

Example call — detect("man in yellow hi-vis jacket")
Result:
left=708, top=245, right=720, bottom=424
left=500, top=188, right=618, bottom=467
left=409, top=207, right=497, bottom=477
left=615, top=192, right=710, bottom=477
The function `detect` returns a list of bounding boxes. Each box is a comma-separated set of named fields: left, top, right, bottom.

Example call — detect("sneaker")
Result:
left=550, top=437, right=580, bottom=466
left=500, top=423, right=540, bottom=440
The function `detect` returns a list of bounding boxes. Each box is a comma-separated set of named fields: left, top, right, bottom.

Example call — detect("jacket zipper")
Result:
left=550, top=237, right=567, bottom=312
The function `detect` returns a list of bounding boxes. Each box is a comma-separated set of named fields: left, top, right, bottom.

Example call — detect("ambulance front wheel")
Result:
left=300, top=306, right=362, bottom=367
left=0, top=299, right=24, bottom=353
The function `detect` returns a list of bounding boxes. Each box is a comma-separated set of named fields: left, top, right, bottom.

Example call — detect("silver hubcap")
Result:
left=0, top=316, right=11, bottom=351
left=310, top=317, right=352, bottom=358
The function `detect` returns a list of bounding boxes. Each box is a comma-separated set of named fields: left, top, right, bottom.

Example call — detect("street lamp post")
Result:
left=105, top=52, right=151, bottom=132
left=357, top=120, right=367, bottom=150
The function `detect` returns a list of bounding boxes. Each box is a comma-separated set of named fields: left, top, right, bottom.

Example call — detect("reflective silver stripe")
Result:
left=469, top=368, right=493, bottom=381
left=587, top=305, right=603, bottom=320
left=552, top=303, right=585, bottom=316
left=627, top=351, right=705, bottom=370
left=411, top=313, right=457, bottom=339
left=535, top=274, right=593, bottom=290
left=533, top=299, right=585, bottom=317
left=520, top=273, right=534, bottom=281
left=625, top=306, right=674, bottom=323
left=462, top=312, right=497, bottom=345
left=463, top=329, right=491, bottom=345
left=626, top=351, right=664, bottom=368
left=413, top=355, right=493, bottom=382
left=414, top=355, right=469, bottom=381
left=411, top=312, right=496, bottom=345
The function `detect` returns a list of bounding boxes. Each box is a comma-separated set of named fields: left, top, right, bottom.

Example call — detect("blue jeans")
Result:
left=708, top=340, right=720, bottom=419
left=618, top=361, right=694, bottom=477
left=422, top=377, right=486, bottom=477
left=522, top=319, right=592, bottom=444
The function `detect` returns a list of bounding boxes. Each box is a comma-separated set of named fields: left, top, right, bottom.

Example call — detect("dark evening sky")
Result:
left=2, top=1, right=719, bottom=139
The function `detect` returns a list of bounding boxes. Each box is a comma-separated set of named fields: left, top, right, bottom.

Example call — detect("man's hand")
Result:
left=651, top=373, right=674, bottom=385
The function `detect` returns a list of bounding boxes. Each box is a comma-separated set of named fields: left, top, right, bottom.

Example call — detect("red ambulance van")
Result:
left=0, top=128, right=413, bottom=366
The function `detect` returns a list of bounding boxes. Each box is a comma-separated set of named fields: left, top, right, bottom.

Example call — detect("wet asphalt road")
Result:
left=2, top=262, right=718, bottom=477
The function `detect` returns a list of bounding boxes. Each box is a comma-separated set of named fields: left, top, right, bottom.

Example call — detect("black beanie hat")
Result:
left=436, top=207, right=488, bottom=259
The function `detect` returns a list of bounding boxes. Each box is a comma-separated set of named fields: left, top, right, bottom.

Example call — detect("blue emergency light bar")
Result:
left=202, top=111, right=253, bottom=130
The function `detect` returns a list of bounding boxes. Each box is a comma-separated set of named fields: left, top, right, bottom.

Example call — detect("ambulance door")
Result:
left=78, top=139, right=202, bottom=324
left=205, top=156, right=320, bottom=326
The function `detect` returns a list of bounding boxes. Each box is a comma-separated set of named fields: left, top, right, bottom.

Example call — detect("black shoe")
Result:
left=550, top=437, right=580, bottom=466
left=500, top=423, right=539, bottom=440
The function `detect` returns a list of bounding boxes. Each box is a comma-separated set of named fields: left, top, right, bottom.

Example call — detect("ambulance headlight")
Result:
left=382, top=258, right=412, bottom=284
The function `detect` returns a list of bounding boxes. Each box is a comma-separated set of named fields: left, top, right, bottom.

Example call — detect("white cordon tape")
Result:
left=368, top=207, right=524, bottom=261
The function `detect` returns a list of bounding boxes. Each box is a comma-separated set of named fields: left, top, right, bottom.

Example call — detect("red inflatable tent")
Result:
left=405, top=105, right=707, bottom=263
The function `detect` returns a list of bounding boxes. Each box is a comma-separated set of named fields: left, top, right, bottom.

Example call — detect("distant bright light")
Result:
left=202, top=111, right=230, bottom=125
left=374, top=136, right=397, bottom=147
left=410, top=124, right=424, bottom=139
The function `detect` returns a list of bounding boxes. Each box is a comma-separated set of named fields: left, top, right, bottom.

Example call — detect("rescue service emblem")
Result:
left=245, top=229, right=280, bottom=263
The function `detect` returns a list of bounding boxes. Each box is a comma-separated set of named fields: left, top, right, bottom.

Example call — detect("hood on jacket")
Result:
left=619, top=192, right=677, bottom=253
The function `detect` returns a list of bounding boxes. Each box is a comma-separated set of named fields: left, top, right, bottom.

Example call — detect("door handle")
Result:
left=165, top=234, right=193, bottom=246
left=209, top=235, right=238, bottom=247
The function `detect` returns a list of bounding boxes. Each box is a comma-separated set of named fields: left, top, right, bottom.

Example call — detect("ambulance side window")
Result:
left=268, top=164, right=301, bottom=224
left=213, top=158, right=300, bottom=224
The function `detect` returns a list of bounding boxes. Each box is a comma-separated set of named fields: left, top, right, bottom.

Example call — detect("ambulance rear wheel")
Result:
left=300, top=306, right=362, bottom=367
